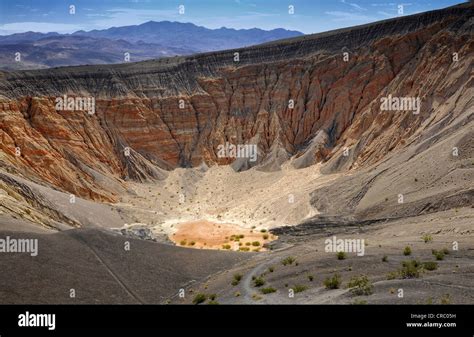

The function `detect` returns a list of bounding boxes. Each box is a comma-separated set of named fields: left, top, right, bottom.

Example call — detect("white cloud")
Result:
left=325, top=11, right=376, bottom=23
left=341, top=0, right=366, bottom=11
left=377, top=11, right=394, bottom=17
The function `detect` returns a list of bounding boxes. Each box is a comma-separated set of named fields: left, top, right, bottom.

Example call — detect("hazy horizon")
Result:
left=0, top=0, right=465, bottom=36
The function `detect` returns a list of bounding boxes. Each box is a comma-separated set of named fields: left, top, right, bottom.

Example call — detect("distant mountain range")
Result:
left=0, top=21, right=303, bottom=70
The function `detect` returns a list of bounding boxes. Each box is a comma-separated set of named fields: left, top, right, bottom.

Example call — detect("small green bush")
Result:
left=292, top=285, right=308, bottom=293
left=422, top=234, right=433, bottom=243
left=400, top=260, right=422, bottom=278
left=347, top=275, right=373, bottom=296
left=423, top=261, right=438, bottom=271
left=208, top=294, right=217, bottom=301
left=231, top=274, right=242, bottom=286
left=432, top=250, right=445, bottom=260
left=386, top=271, right=398, bottom=280
left=337, top=252, right=347, bottom=260
left=260, top=287, right=277, bottom=294
left=324, top=273, right=342, bottom=289
left=253, top=277, right=265, bottom=287
left=403, top=246, right=412, bottom=256
left=192, top=293, right=207, bottom=305
left=281, top=256, right=296, bottom=266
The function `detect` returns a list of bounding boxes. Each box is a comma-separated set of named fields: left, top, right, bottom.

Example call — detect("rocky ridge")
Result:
left=0, top=3, right=472, bottom=205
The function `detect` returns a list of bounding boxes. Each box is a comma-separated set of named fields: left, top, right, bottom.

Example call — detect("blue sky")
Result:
left=0, top=0, right=466, bottom=35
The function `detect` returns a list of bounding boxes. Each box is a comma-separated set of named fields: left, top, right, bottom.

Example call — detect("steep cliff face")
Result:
left=0, top=4, right=472, bottom=202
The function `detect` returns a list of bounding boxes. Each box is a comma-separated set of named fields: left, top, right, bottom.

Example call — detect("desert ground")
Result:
left=0, top=161, right=472, bottom=304
left=169, top=207, right=474, bottom=305
left=114, top=163, right=338, bottom=247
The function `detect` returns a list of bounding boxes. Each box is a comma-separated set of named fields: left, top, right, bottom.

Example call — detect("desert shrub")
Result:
left=192, top=293, right=207, bottom=305
left=263, top=234, right=269, bottom=240
left=324, top=273, right=342, bottom=289
left=441, top=247, right=450, bottom=255
left=231, top=274, right=242, bottom=286
left=400, top=260, right=422, bottom=278
left=252, top=241, right=261, bottom=247
left=260, top=287, right=277, bottom=294
left=208, top=294, right=217, bottom=301
left=292, top=285, right=308, bottom=293
left=222, top=244, right=231, bottom=250
left=424, top=297, right=434, bottom=305
left=308, top=275, right=314, bottom=281
left=260, top=229, right=267, bottom=233
left=337, top=252, right=347, bottom=260
left=386, top=271, right=399, bottom=280
left=230, top=235, right=241, bottom=242
left=382, top=255, right=388, bottom=262
left=423, top=261, right=438, bottom=271
left=239, top=247, right=250, bottom=252
left=253, top=277, right=265, bottom=287
left=347, top=275, right=373, bottom=296
left=281, top=256, right=296, bottom=266
left=432, top=250, right=445, bottom=260
left=403, top=246, right=412, bottom=256
left=180, top=240, right=187, bottom=246
left=422, top=234, right=433, bottom=243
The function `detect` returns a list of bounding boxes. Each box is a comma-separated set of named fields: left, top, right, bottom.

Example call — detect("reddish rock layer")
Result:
left=0, top=4, right=472, bottom=201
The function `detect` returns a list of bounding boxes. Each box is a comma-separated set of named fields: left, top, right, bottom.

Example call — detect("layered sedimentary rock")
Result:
left=0, top=3, right=472, bottom=202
